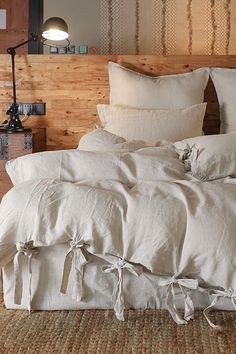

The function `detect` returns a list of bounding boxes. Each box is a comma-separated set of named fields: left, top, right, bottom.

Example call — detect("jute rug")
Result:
left=0, top=297, right=235, bottom=354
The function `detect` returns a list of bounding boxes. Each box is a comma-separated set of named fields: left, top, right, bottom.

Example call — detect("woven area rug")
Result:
left=0, top=297, right=235, bottom=354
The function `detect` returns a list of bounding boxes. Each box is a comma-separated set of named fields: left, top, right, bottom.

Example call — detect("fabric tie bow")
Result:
left=159, top=276, right=199, bottom=325
left=60, top=239, right=89, bottom=301
left=203, top=288, right=236, bottom=328
left=14, top=240, right=39, bottom=311
left=102, top=255, right=143, bottom=321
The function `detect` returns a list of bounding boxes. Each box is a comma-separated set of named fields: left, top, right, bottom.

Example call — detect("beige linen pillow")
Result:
left=97, top=104, right=206, bottom=143
left=211, top=68, right=236, bottom=133
left=78, top=128, right=125, bottom=150
left=78, top=128, right=160, bottom=152
left=174, top=133, right=236, bottom=180
left=109, top=62, right=210, bottom=109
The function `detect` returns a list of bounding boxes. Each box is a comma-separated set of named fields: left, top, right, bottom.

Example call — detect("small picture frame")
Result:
left=67, top=45, right=76, bottom=54
left=50, top=46, right=58, bottom=54
left=79, top=45, right=88, bottom=54
left=58, top=47, right=67, bottom=54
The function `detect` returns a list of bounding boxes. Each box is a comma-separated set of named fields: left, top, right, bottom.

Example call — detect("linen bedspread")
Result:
left=0, top=145, right=236, bottom=326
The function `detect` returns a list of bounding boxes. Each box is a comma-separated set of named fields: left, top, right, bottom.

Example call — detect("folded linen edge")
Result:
left=8, top=240, right=236, bottom=328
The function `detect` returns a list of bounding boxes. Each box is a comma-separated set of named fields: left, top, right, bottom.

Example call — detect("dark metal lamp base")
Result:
left=0, top=127, right=31, bottom=133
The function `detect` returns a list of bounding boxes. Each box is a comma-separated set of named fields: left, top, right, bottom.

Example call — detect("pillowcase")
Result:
left=210, top=68, right=236, bottom=133
left=78, top=128, right=168, bottom=152
left=78, top=128, right=126, bottom=150
left=109, top=62, right=210, bottom=109
left=97, top=103, right=206, bottom=143
left=174, top=133, right=236, bottom=180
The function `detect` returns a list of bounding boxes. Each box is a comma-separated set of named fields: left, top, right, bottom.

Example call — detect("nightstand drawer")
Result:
left=0, top=128, right=46, bottom=199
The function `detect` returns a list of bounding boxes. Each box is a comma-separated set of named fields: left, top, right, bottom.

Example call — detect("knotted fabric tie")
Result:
left=178, top=144, right=199, bottom=172
left=14, top=240, right=39, bottom=311
left=159, top=276, right=199, bottom=325
left=60, top=240, right=89, bottom=301
left=203, top=288, right=236, bottom=328
left=102, top=255, right=143, bottom=321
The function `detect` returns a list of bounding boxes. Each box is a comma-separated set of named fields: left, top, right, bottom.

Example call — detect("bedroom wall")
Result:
left=43, top=0, right=236, bottom=55
left=1, top=54, right=235, bottom=151
left=43, top=0, right=100, bottom=53
left=99, top=0, right=236, bottom=55
left=1, top=1, right=235, bottom=55
left=0, top=0, right=28, bottom=53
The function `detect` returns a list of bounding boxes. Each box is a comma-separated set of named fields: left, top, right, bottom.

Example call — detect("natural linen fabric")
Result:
left=97, top=104, right=206, bottom=142
left=174, top=132, right=236, bottom=180
left=6, top=146, right=186, bottom=186
left=210, top=68, right=236, bottom=133
left=13, top=241, right=39, bottom=310
left=78, top=128, right=158, bottom=152
left=108, top=62, right=209, bottom=109
left=60, top=240, right=89, bottom=302
left=1, top=143, right=236, bottom=325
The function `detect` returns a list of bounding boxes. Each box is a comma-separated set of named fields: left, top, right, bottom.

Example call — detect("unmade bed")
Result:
left=0, top=56, right=236, bottom=329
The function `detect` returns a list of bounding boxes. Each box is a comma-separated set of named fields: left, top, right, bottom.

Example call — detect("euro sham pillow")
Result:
left=210, top=68, right=236, bottom=133
left=109, top=62, right=210, bottom=109
left=174, top=132, right=236, bottom=180
left=97, top=103, right=206, bottom=143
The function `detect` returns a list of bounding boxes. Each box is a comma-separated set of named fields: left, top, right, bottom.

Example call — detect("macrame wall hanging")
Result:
left=100, top=0, right=235, bottom=55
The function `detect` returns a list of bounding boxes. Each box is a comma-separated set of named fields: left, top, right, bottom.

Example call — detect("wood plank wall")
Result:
left=0, top=0, right=28, bottom=53
left=0, top=54, right=236, bottom=151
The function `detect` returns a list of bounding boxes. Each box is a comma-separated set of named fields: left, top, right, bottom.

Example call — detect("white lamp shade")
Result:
left=42, top=17, right=69, bottom=41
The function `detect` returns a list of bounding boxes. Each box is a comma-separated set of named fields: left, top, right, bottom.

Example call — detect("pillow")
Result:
left=6, top=147, right=186, bottom=186
left=174, top=133, right=236, bottom=180
left=109, top=62, right=210, bottom=109
left=210, top=68, right=236, bottom=133
left=78, top=128, right=168, bottom=152
left=97, top=103, right=206, bottom=143
left=78, top=128, right=126, bottom=150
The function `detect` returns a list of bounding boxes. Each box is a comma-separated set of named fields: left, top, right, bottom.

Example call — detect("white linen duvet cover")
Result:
left=0, top=131, right=236, bottom=328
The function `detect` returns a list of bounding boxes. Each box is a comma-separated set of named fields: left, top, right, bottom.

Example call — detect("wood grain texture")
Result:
left=0, top=0, right=28, bottom=53
left=0, top=128, right=46, bottom=198
left=0, top=54, right=236, bottom=150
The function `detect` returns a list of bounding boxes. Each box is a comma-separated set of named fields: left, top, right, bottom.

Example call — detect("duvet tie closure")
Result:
left=159, top=276, right=198, bottom=325
left=203, top=288, right=236, bottom=328
left=13, top=240, right=39, bottom=311
left=60, top=239, right=89, bottom=301
left=102, top=255, right=143, bottom=321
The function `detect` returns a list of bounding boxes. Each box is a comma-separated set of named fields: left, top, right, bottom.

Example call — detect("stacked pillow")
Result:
left=97, top=62, right=210, bottom=142
left=211, top=68, right=236, bottom=134
left=97, top=104, right=207, bottom=143
left=174, top=132, right=236, bottom=181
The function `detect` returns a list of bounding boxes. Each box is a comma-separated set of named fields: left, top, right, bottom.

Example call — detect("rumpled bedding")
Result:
left=0, top=131, right=236, bottom=327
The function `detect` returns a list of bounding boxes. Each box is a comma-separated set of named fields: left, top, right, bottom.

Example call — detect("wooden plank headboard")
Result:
left=1, top=54, right=236, bottom=151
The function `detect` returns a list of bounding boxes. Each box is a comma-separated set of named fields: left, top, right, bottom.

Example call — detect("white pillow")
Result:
left=174, top=133, right=236, bottom=180
left=109, top=62, right=210, bottom=109
left=97, top=104, right=206, bottom=143
left=78, top=128, right=168, bottom=152
left=211, top=68, right=236, bottom=133
left=78, top=128, right=125, bottom=150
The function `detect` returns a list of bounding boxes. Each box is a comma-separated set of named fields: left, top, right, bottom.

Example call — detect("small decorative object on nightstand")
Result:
left=0, top=128, right=46, bottom=199
left=79, top=45, right=88, bottom=54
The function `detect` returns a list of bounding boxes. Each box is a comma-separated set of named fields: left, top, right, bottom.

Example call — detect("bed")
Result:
left=0, top=56, right=236, bottom=329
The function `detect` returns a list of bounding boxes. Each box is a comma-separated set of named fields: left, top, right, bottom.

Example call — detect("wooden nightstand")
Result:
left=0, top=128, right=46, bottom=199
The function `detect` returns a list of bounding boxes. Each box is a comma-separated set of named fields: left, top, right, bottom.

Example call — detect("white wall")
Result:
left=44, top=0, right=100, bottom=53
